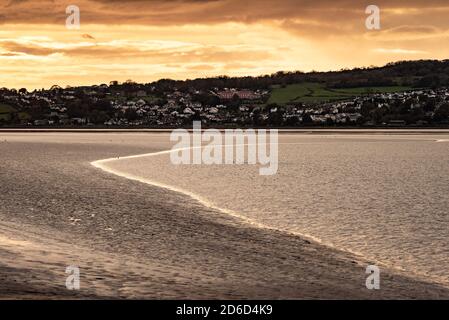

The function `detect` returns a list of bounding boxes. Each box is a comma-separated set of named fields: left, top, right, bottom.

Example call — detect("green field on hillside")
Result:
left=267, top=83, right=412, bottom=105
left=0, top=104, right=30, bottom=122
left=0, top=103, right=16, bottom=121
left=0, top=103, right=16, bottom=113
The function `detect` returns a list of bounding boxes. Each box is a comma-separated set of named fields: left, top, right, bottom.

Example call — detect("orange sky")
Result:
left=1, top=0, right=449, bottom=89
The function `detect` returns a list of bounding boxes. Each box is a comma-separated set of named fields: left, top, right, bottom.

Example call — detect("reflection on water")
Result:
left=106, top=134, right=449, bottom=285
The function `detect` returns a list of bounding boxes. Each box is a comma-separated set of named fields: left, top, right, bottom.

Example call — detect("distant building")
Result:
left=33, top=119, right=49, bottom=126
left=218, top=90, right=261, bottom=100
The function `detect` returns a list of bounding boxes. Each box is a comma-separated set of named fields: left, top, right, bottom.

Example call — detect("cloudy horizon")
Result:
left=1, top=0, right=449, bottom=89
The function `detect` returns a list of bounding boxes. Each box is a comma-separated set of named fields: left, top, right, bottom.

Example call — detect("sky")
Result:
left=1, top=0, right=449, bottom=89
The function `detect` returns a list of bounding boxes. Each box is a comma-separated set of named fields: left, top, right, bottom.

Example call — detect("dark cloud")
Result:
left=0, top=0, right=448, bottom=40
left=0, top=41, right=56, bottom=55
left=82, top=34, right=96, bottom=40
left=1, top=0, right=449, bottom=26
left=0, top=39, right=273, bottom=64
left=365, top=25, right=444, bottom=42
left=382, top=25, right=440, bottom=34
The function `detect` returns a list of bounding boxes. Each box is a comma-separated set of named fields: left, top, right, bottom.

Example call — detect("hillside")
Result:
left=1, top=59, right=449, bottom=127
left=162, top=60, right=449, bottom=93
left=267, top=83, right=413, bottom=105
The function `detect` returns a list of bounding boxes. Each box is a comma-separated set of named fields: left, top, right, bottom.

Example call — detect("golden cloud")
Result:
left=1, top=0, right=449, bottom=89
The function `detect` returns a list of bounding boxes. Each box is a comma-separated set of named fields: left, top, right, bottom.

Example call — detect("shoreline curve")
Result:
left=90, top=141, right=449, bottom=288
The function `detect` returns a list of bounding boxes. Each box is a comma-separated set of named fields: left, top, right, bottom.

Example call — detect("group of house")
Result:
left=1, top=85, right=448, bottom=127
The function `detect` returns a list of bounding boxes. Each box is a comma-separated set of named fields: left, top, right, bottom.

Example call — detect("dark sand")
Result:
left=0, top=133, right=448, bottom=299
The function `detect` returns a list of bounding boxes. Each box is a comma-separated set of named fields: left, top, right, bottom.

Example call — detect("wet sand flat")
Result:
left=0, top=132, right=448, bottom=299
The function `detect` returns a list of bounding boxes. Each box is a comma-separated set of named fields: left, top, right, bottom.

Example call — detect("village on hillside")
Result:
left=1, top=81, right=449, bottom=128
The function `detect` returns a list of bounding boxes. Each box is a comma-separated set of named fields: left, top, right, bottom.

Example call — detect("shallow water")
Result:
left=105, top=134, right=449, bottom=285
